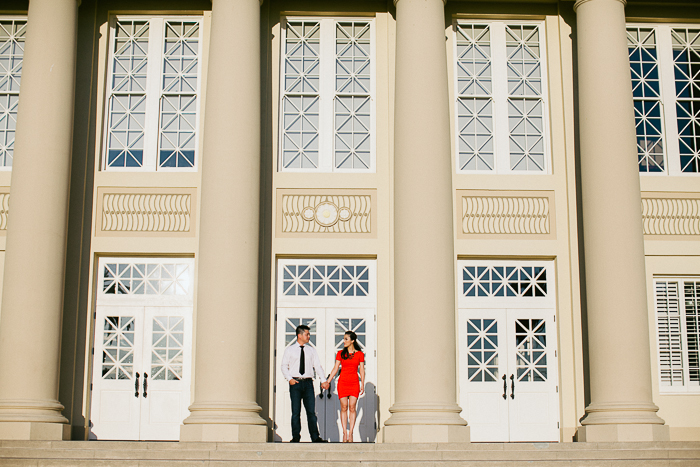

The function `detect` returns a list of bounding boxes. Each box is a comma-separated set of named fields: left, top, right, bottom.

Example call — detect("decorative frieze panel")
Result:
left=97, top=187, right=196, bottom=237
left=277, top=189, right=375, bottom=237
left=642, top=194, right=700, bottom=237
left=457, top=190, right=554, bottom=238
left=0, top=190, right=9, bottom=231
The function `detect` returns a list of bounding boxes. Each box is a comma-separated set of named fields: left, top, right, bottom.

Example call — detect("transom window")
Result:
left=628, top=25, right=700, bottom=175
left=103, top=16, right=202, bottom=171
left=654, top=278, right=700, bottom=393
left=0, top=18, right=26, bottom=168
left=454, top=21, right=550, bottom=174
left=279, top=17, right=376, bottom=172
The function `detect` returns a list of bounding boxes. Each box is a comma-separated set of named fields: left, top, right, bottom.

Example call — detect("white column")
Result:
left=0, top=0, right=79, bottom=441
left=574, top=0, right=669, bottom=442
left=180, top=0, right=267, bottom=442
left=383, top=0, right=469, bottom=443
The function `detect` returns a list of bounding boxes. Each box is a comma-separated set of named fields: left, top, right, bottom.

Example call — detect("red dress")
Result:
left=335, top=350, right=364, bottom=398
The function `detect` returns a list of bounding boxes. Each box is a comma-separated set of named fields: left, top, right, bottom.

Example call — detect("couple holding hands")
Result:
left=280, top=325, right=365, bottom=443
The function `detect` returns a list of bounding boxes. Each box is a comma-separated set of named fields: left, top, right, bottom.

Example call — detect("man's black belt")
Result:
left=293, top=377, right=312, bottom=381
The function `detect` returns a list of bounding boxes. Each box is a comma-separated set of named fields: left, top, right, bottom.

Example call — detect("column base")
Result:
left=0, top=422, right=70, bottom=440
left=180, top=423, right=267, bottom=442
left=383, top=402, right=469, bottom=443
left=576, top=423, right=670, bottom=442
left=383, top=424, right=470, bottom=443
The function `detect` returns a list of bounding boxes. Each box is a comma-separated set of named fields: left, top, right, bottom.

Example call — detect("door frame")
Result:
left=273, top=258, right=378, bottom=442
left=457, top=259, right=561, bottom=442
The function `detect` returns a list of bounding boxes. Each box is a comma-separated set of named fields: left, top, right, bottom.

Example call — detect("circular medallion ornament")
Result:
left=314, top=202, right=339, bottom=227
left=301, top=207, right=315, bottom=221
left=339, top=207, right=352, bottom=221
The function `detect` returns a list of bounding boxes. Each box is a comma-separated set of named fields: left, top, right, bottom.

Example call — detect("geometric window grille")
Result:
left=334, top=318, right=366, bottom=351
left=284, top=317, right=317, bottom=347
left=465, top=318, right=499, bottom=382
left=105, top=17, right=201, bottom=171
left=335, top=22, right=371, bottom=169
left=102, top=262, right=190, bottom=296
left=106, top=20, right=149, bottom=168
left=655, top=278, right=700, bottom=391
left=159, top=21, right=199, bottom=168
left=514, top=318, right=547, bottom=382
left=455, top=24, right=494, bottom=171
left=282, top=264, right=369, bottom=297
left=280, top=18, right=374, bottom=172
left=281, top=20, right=320, bottom=169
left=625, top=24, right=700, bottom=177
left=672, top=28, right=700, bottom=173
left=0, top=19, right=26, bottom=168
left=506, top=24, right=545, bottom=171
left=101, top=316, right=135, bottom=380
left=151, top=316, right=184, bottom=380
left=454, top=21, right=548, bottom=174
left=462, top=265, right=547, bottom=298
left=628, top=28, right=665, bottom=172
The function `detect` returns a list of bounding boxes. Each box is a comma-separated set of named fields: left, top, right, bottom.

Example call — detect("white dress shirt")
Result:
left=281, top=341, right=326, bottom=382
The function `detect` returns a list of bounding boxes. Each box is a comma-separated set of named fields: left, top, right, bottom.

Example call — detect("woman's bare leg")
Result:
left=348, top=396, right=358, bottom=442
left=339, top=397, right=349, bottom=442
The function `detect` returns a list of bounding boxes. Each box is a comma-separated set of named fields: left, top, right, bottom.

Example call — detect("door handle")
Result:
left=135, top=372, right=140, bottom=398
left=502, top=374, right=507, bottom=400
left=143, top=372, right=148, bottom=398
left=510, top=374, right=515, bottom=399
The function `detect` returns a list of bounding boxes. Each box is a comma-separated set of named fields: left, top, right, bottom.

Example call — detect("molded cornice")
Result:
left=574, top=0, right=626, bottom=12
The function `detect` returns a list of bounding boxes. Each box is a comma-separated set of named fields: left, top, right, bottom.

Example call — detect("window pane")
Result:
left=672, top=28, right=700, bottom=173
left=159, top=21, right=199, bottom=169
left=455, top=24, right=492, bottom=97
left=457, top=98, right=494, bottom=170
left=628, top=27, right=665, bottom=172
left=0, top=19, right=26, bottom=167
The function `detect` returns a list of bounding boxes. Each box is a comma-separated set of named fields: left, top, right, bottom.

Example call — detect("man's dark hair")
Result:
left=296, top=324, right=310, bottom=336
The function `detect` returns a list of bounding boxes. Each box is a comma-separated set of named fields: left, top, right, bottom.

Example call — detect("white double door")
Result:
left=459, top=308, right=559, bottom=442
left=275, top=307, right=376, bottom=442
left=89, top=258, right=193, bottom=440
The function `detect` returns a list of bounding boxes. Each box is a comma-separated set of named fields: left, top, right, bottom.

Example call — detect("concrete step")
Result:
left=1, top=440, right=699, bottom=466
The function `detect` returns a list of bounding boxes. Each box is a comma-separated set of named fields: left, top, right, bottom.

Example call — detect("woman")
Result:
left=325, top=331, right=365, bottom=442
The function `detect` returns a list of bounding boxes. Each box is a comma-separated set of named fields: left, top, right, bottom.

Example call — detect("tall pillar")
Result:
left=574, top=0, right=669, bottom=442
left=383, top=0, right=469, bottom=443
left=180, top=0, right=267, bottom=442
left=0, top=0, right=79, bottom=441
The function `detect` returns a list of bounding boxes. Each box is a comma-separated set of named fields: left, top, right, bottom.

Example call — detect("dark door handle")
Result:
left=502, top=374, right=507, bottom=400
left=135, top=372, right=140, bottom=398
left=510, top=374, right=515, bottom=399
left=143, top=372, right=148, bottom=398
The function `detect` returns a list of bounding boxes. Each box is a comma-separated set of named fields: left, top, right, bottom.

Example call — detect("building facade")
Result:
left=0, top=0, right=698, bottom=444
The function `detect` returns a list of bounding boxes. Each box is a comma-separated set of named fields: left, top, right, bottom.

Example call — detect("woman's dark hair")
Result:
left=340, top=331, right=363, bottom=359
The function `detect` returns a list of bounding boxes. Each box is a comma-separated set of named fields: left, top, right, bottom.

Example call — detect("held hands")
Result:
left=321, top=381, right=330, bottom=390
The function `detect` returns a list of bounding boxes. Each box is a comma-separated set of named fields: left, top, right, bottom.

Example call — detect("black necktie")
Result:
left=299, top=345, right=305, bottom=375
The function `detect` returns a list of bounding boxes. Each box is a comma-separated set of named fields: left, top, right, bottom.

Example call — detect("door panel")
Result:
left=90, top=307, right=143, bottom=440
left=274, top=311, right=324, bottom=442
left=459, top=310, right=509, bottom=441
left=139, top=307, right=192, bottom=440
left=506, top=311, right=559, bottom=442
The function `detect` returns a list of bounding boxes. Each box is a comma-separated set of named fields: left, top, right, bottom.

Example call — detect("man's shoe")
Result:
left=290, top=438, right=300, bottom=443
left=312, top=438, right=327, bottom=443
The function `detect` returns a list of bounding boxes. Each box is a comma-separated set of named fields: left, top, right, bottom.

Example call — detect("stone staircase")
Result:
left=1, top=440, right=700, bottom=466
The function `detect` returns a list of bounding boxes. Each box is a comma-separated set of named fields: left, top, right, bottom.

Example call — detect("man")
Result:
left=280, top=324, right=330, bottom=442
